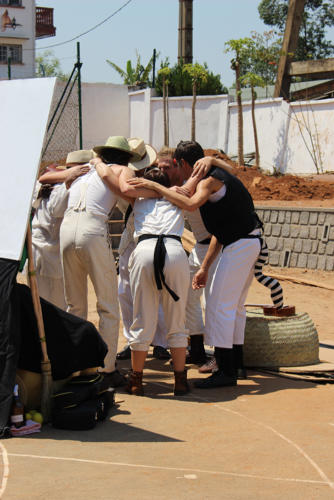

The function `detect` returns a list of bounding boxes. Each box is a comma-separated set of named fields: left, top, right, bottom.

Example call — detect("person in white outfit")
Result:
left=128, top=140, right=262, bottom=390
left=32, top=150, right=93, bottom=309
left=126, top=168, right=190, bottom=396
left=59, top=136, right=139, bottom=386
left=116, top=140, right=170, bottom=362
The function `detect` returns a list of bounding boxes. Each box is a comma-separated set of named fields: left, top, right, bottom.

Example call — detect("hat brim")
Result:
left=93, top=145, right=141, bottom=161
left=128, top=144, right=157, bottom=171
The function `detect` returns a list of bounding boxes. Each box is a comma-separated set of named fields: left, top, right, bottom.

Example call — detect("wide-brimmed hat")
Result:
left=66, top=149, right=94, bottom=165
left=128, top=137, right=157, bottom=171
left=93, top=136, right=140, bottom=160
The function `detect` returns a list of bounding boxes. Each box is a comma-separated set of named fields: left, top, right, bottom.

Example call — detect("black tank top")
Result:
left=199, top=168, right=261, bottom=247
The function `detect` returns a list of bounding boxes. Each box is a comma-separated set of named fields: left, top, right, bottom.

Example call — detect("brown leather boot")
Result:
left=126, top=370, right=144, bottom=396
left=174, top=369, right=190, bottom=396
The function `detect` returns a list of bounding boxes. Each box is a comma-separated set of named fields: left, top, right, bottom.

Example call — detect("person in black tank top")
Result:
left=127, top=141, right=262, bottom=389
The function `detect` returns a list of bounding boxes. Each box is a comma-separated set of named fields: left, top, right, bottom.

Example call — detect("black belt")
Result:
left=198, top=237, right=211, bottom=245
left=138, top=234, right=182, bottom=301
left=222, top=233, right=263, bottom=253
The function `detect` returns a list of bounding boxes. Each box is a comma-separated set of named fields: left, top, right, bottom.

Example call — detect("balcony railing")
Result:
left=36, top=7, right=56, bottom=39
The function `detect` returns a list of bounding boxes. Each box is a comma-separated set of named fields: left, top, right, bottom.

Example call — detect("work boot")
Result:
left=194, top=370, right=237, bottom=389
left=174, top=369, right=190, bottom=396
left=126, top=370, right=144, bottom=396
left=186, top=335, right=207, bottom=365
left=233, top=344, right=247, bottom=379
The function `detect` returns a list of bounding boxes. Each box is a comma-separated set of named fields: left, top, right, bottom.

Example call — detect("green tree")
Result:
left=225, top=38, right=254, bottom=166
left=183, top=63, right=208, bottom=141
left=155, top=61, right=227, bottom=97
left=106, top=51, right=155, bottom=87
left=258, top=0, right=334, bottom=60
left=240, top=73, right=266, bottom=168
left=158, top=66, right=171, bottom=146
left=35, top=50, right=69, bottom=80
left=241, top=31, right=283, bottom=86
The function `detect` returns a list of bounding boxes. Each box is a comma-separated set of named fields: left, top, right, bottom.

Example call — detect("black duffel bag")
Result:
left=52, top=373, right=110, bottom=410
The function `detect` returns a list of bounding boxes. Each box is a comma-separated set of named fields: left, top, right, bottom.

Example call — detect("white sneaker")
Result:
left=198, top=358, right=217, bottom=373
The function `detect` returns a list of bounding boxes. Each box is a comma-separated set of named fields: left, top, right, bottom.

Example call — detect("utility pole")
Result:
left=178, top=0, right=193, bottom=64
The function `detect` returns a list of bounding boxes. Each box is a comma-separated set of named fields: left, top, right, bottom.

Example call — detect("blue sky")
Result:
left=36, top=0, right=334, bottom=88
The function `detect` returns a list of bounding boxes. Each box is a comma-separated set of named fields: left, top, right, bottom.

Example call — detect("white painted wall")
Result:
left=81, top=82, right=129, bottom=150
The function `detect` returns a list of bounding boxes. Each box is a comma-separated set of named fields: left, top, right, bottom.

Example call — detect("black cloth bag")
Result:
left=0, top=258, right=20, bottom=436
left=17, top=284, right=108, bottom=381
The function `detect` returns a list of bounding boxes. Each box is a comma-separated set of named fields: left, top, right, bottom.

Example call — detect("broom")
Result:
left=26, top=223, right=52, bottom=422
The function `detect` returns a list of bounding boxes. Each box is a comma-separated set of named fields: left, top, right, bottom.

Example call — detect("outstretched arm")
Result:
left=119, top=168, right=159, bottom=199
left=39, top=164, right=90, bottom=185
left=127, top=175, right=222, bottom=211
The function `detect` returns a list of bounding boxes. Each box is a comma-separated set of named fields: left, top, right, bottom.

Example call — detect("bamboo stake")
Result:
left=26, top=223, right=52, bottom=422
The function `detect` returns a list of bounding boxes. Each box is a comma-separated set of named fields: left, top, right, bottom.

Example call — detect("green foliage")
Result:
left=155, top=61, right=227, bottom=97
left=240, top=72, right=266, bottom=89
left=158, top=66, right=171, bottom=85
left=106, top=50, right=156, bottom=86
left=258, top=0, right=334, bottom=60
left=242, top=31, right=283, bottom=85
left=35, top=50, right=69, bottom=80
left=182, top=62, right=208, bottom=85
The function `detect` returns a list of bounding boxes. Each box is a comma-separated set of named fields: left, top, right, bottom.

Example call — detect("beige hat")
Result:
left=93, top=136, right=140, bottom=160
left=128, top=137, right=157, bottom=171
left=66, top=149, right=94, bottom=165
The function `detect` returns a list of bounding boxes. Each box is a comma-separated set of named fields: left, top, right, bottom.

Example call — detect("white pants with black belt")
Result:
left=205, top=237, right=260, bottom=348
left=128, top=238, right=190, bottom=351
left=118, top=242, right=168, bottom=348
left=185, top=241, right=219, bottom=336
left=60, top=209, right=120, bottom=371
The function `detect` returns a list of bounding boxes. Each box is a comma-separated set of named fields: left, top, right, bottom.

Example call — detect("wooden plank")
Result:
left=289, top=58, right=334, bottom=77
left=274, top=0, right=306, bottom=99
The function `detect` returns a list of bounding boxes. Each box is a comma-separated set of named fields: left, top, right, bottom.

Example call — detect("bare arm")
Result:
left=39, top=165, right=90, bottom=185
left=119, top=168, right=159, bottom=199
left=127, top=176, right=222, bottom=211
left=192, top=236, right=222, bottom=289
left=191, top=156, right=234, bottom=179
left=95, top=161, right=132, bottom=202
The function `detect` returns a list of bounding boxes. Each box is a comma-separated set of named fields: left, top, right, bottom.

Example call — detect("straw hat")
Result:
left=66, top=149, right=94, bottom=165
left=128, top=137, right=157, bottom=171
left=93, top=136, right=140, bottom=160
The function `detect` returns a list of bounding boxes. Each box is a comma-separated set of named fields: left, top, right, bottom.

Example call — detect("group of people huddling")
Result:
left=31, top=136, right=265, bottom=397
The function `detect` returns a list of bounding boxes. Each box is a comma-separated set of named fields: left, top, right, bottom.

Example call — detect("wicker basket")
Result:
left=244, top=309, right=319, bottom=368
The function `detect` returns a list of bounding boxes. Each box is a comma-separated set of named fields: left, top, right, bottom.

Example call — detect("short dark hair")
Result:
left=173, top=141, right=204, bottom=167
left=100, top=149, right=131, bottom=166
left=143, top=167, right=171, bottom=187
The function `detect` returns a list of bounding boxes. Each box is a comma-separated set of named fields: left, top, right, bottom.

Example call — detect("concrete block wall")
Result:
left=256, top=206, right=334, bottom=271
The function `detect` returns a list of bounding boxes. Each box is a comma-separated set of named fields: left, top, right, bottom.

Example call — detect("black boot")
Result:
left=116, top=345, right=131, bottom=360
left=194, top=347, right=236, bottom=389
left=233, top=344, right=247, bottom=379
left=186, top=335, right=207, bottom=365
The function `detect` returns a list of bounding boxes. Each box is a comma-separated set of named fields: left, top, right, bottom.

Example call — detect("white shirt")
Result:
left=32, top=182, right=69, bottom=278
left=66, top=166, right=117, bottom=219
left=133, top=198, right=184, bottom=242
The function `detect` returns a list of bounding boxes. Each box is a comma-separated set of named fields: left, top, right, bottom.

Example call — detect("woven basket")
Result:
left=244, top=309, right=319, bottom=368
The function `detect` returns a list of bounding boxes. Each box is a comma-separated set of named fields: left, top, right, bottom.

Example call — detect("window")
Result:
left=0, top=1, right=22, bottom=6
left=0, top=44, right=22, bottom=63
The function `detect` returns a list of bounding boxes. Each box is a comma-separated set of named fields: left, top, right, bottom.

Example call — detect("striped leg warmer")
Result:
left=254, top=239, right=284, bottom=308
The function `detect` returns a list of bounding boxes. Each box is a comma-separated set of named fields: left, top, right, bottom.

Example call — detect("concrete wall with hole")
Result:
left=256, top=206, right=334, bottom=270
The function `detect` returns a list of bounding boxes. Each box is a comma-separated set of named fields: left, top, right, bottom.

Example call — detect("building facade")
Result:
left=0, top=0, right=55, bottom=79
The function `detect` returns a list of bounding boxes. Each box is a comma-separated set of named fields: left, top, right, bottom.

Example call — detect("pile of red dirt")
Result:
left=204, top=149, right=334, bottom=202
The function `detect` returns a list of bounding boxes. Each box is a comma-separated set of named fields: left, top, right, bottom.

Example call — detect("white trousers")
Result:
left=186, top=242, right=219, bottom=336
left=205, top=238, right=260, bottom=348
left=36, top=275, right=67, bottom=311
left=60, top=210, right=120, bottom=371
left=128, top=238, right=190, bottom=351
left=118, top=242, right=168, bottom=348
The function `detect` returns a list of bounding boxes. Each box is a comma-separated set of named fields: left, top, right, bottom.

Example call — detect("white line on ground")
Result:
left=165, top=387, right=334, bottom=491
left=7, top=453, right=329, bottom=486
left=0, top=442, right=9, bottom=499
